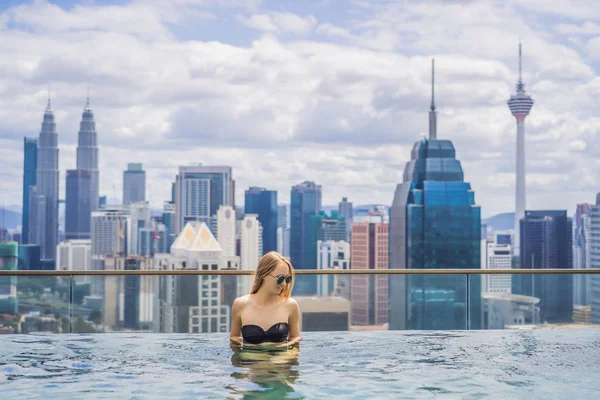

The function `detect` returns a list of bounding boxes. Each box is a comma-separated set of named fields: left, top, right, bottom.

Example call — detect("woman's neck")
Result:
left=251, top=289, right=283, bottom=307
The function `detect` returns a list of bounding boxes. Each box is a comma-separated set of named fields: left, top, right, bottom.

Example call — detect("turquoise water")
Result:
left=1, top=329, right=599, bottom=399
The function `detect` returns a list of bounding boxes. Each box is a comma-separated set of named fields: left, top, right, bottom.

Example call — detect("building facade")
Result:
left=153, top=222, right=240, bottom=333
left=351, top=223, right=389, bottom=326
left=389, top=61, right=481, bottom=330
left=290, top=181, right=322, bottom=295
left=21, top=137, right=37, bottom=244
left=174, top=165, right=234, bottom=235
left=338, top=197, right=353, bottom=240
left=245, top=187, right=277, bottom=255
left=316, top=240, right=350, bottom=298
left=76, top=97, right=99, bottom=211
left=123, top=163, right=146, bottom=205
left=56, top=239, right=92, bottom=285
left=65, top=169, right=92, bottom=240
left=515, top=210, right=573, bottom=323
left=32, top=99, right=59, bottom=262
left=240, top=214, right=262, bottom=296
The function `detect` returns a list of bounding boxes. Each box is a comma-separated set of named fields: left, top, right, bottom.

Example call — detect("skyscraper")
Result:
left=123, top=163, right=146, bottom=205
left=127, top=201, right=151, bottom=256
left=240, top=214, right=262, bottom=296
left=162, top=202, right=176, bottom=250
left=217, top=205, right=236, bottom=258
left=154, top=222, right=238, bottom=333
left=508, top=42, right=534, bottom=257
left=338, top=197, right=353, bottom=240
left=590, top=194, right=600, bottom=324
left=244, top=187, right=277, bottom=255
left=277, top=204, right=290, bottom=257
left=574, top=203, right=591, bottom=306
left=290, top=181, right=322, bottom=295
left=76, top=96, right=99, bottom=211
left=32, top=97, right=59, bottom=262
left=56, top=239, right=92, bottom=285
left=317, top=240, right=350, bottom=298
left=515, top=210, right=573, bottom=323
left=174, top=165, right=234, bottom=235
left=65, top=169, right=92, bottom=240
left=21, top=138, right=37, bottom=244
left=312, top=211, right=347, bottom=242
left=389, top=60, right=482, bottom=330
left=91, top=207, right=131, bottom=297
left=351, top=222, right=388, bottom=326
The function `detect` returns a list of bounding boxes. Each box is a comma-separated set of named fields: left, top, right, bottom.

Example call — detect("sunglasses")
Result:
left=269, top=273, right=293, bottom=285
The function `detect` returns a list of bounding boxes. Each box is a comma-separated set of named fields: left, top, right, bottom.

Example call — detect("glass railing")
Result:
left=0, top=269, right=598, bottom=334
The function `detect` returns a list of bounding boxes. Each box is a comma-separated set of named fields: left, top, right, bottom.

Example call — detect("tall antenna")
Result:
left=431, top=58, right=435, bottom=112
left=428, top=58, right=437, bottom=140
left=47, top=83, right=52, bottom=110
left=518, top=38, right=522, bottom=85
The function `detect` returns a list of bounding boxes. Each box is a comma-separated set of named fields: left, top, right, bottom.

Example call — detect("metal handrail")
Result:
left=0, top=269, right=598, bottom=276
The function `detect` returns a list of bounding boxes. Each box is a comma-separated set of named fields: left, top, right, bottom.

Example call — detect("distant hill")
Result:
left=483, top=212, right=514, bottom=232
left=0, top=207, right=22, bottom=230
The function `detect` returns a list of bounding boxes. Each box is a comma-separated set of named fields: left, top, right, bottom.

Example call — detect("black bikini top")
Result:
left=241, top=322, right=289, bottom=344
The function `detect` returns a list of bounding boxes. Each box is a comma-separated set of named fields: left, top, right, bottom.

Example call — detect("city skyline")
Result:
left=0, top=1, right=599, bottom=218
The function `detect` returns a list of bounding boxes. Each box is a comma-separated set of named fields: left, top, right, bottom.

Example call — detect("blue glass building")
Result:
left=389, top=60, right=481, bottom=330
left=290, top=181, right=322, bottom=295
left=244, top=187, right=278, bottom=255
left=21, top=138, right=37, bottom=244
left=18, top=244, right=41, bottom=270
left=65, top=169, right=92, bottom=240
left=514, top=210, right=573, bottom=323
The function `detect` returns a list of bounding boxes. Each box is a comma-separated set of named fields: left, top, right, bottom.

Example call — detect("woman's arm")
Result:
left=230, top=297, right=243, bottom=344
left=287, top=298, right=301, bottom=345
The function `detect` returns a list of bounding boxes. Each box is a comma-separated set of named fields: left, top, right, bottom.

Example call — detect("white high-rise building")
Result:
left=507, top=42, right=534, bottom=257
left=483, top=242, right=512, bottom=294
left=56, top=239, right=92, bottom=284
left=153, top=222, right=240, bottom=333
left=317, top=240, right=351, bottom=298
left=91, top=207, right=131, bottom=297
left=174, top=165, right=234, bottom=235
left=240, top=214, right=262, bottom=296
left=127, top=201, right=151, bottom=256
left=217, top=205, right=236, bottom=257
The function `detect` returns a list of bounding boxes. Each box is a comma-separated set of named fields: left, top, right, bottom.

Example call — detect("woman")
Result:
left=230, top=251, right=300, bottom=347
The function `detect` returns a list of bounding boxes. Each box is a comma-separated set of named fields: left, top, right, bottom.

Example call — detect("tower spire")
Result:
left=428, top=58, right=437, bottom=140
left=517, top=38, right=525, bottom=92
left=45, top=83, right=52, bottom=113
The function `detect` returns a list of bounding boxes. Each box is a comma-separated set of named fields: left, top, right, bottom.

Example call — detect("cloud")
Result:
left=0, top=0, right=598, bottom=219
left=554, top=21, right=600, bottom=36
left=586, top=36, right=600, bottom=60
left=238, top=12, right=317, bottom=34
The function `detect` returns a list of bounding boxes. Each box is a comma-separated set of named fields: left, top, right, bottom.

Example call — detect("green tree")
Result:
left=89, top=308, right=102, bottom=325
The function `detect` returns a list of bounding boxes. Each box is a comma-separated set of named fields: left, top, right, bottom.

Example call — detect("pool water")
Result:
left=1, top=329, right=599, bottom=399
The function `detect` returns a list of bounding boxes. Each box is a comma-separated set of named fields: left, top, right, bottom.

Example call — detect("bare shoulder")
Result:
left=285, top=297, right=299, bottom=311
left=232, top=295, right=250, bottom=310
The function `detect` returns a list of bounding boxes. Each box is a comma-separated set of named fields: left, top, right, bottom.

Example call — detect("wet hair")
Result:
left=250, top=251, right=295, bottom=297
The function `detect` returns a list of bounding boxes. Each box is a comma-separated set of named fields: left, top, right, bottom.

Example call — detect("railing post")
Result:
left=69, top=275, right=73, bottom=334
left=466, top=274, right=470, bottom=330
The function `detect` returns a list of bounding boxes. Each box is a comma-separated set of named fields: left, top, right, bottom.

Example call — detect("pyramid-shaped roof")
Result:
left=170, top=222, right=222, bottom=255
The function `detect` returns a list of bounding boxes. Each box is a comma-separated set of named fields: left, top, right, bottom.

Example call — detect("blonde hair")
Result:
left=250, top=251, right=295, bottom=297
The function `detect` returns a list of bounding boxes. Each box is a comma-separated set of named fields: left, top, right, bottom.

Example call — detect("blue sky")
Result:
left=0, top=0, right=599, bottom=217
